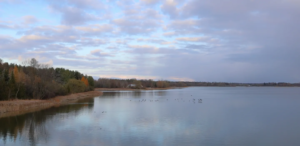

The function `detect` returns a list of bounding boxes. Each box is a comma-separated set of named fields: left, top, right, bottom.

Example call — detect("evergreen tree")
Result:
left=88, top=76, right=94, bottom=87
left=4, top=69, right=9, bottom=83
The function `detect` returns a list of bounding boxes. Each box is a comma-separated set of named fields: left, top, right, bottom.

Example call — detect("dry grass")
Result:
left=0, top=91, right=102, bottom=118
left=0, top=87, right=180, bottom=118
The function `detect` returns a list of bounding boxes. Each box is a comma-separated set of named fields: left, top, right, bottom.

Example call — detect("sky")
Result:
left=0, top=0, right=299, bottom=83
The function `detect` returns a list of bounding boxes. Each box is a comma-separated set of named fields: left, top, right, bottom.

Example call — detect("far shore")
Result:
left=0, top=90, right=102, bottom=118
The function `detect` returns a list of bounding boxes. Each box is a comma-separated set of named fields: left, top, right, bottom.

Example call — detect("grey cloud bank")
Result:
left=0, top=0, right=299, bottom=82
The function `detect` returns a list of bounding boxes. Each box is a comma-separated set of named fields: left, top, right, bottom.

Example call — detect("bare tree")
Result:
left=30, top=58, right=39, bottom=68
left=39, top=64, right=50, bottom=69
left=0, top=58, right=2, bottom=64
left=22, top=58, right=40, bottom=68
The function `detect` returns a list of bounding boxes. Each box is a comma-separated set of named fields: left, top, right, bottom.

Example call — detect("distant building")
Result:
left=127, top=84, right=143, bottom=88
left=127, top=84, right=136, bottom=88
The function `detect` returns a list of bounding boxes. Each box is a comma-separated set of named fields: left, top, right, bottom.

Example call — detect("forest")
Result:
left=94, top=78, right=300, bottom=89
left=0, top=58, right=94, bottom=101
left=1, top=58, right=299, bottom=101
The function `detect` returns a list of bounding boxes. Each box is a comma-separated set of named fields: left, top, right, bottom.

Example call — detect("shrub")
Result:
left=66, top=79, right=88, bottom=93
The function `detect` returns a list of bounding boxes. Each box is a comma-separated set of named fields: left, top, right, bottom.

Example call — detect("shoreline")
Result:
left=0, top=87, right=178, bottom=118
left=95, top=87, right=182, bottom=91
left=0, top=91, right=102, bottom=118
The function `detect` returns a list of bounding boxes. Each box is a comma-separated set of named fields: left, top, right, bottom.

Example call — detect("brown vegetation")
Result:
left=0, top=91, right=102, bottom=118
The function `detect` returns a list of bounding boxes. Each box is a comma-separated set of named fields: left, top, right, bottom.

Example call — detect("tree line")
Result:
left=0, top=58, right=94, bottom=101
left=94, top=78, right=171, bottom=89
left=94, top=78, right=300, bottom=88
left=1, top=58, right=299, bottom=101
left=167, top=81, right=300, bottom=87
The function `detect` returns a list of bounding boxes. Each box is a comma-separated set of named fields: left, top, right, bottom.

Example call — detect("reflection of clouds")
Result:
left=1, top=88, right=300, bottom=146
left=88, top=90, right=204, bottom=145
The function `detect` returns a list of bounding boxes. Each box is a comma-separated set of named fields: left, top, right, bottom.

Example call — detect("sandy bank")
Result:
left=0, top=91, right=102, bottom=118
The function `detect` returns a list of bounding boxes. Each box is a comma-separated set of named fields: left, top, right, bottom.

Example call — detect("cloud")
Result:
left=75, top=24, right=113, bottom=35
left=22, top=15, right=38, bottom=24
left=97, top=74, right=159, bottom=80
left=128, top=44, right=158, bottom=50
left=113, top=18, right=161, bottom=35
left=176, top=37, right=203, bottom=42
left=0, top=21, right=22, bottom=29
left=48, top=0, right=104, bottom=9
left=0, top=0, right=300, bottom=82
left=163, top=19, right=202, bottom=36
left=161, top=0, right=179, bottom=18
left=66, top=0, right=103, bottom=9
left=140, top=0, right=160, bottom=5
left=163, top=31, right=176, bottom=36
left=78, top=38, right=107, bottom=47
left=50, top=5, right=99, bottom=25
left=126, top=44, right=170, bottom=55
left=169, top=77, right=194, bottom=81
left=19, top=35, right=51, bottom=42
left=111, top=7, right=163, bottom=35
left=17, top=25, right=110, bottom=47
left=184, top=44, right=208, bottom=50
left=18, top=25, right=76, bottom=36
left=137, top=38, right=173, bottom=45
left=0, top=35, right=13, bottom=44
left=90, top=49, right=112, bottom=57
left=144, top=9, right=163, bottom=19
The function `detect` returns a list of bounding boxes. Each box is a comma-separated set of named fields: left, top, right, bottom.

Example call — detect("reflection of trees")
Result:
left=155, top=91, right=167, bottom=97
left=0, top=98, right=94, bottom=145
left=102, top=91, right=167, bottom=98
left=132, top=91, right=142, bottom=97
left=103, top=91, right=145, bottom=98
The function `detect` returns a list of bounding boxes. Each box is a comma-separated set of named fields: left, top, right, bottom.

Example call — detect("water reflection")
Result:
left=0, top=98, right=94, bottom=146
left=1, top=88, right=300, bottom=146
left=102, top=90, right=167, bottom=98
left=103, top=91, right=144, bottom=97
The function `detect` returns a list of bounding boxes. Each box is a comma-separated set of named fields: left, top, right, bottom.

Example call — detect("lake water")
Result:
left=1, top=87, right=300, bottom=146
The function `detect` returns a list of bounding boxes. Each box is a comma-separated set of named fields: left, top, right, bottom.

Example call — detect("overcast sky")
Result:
left=0, top=0, right=299, bottom=82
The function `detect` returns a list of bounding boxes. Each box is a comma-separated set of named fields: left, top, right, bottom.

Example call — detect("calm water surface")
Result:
left=1, top=87, right=300, bottom=146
